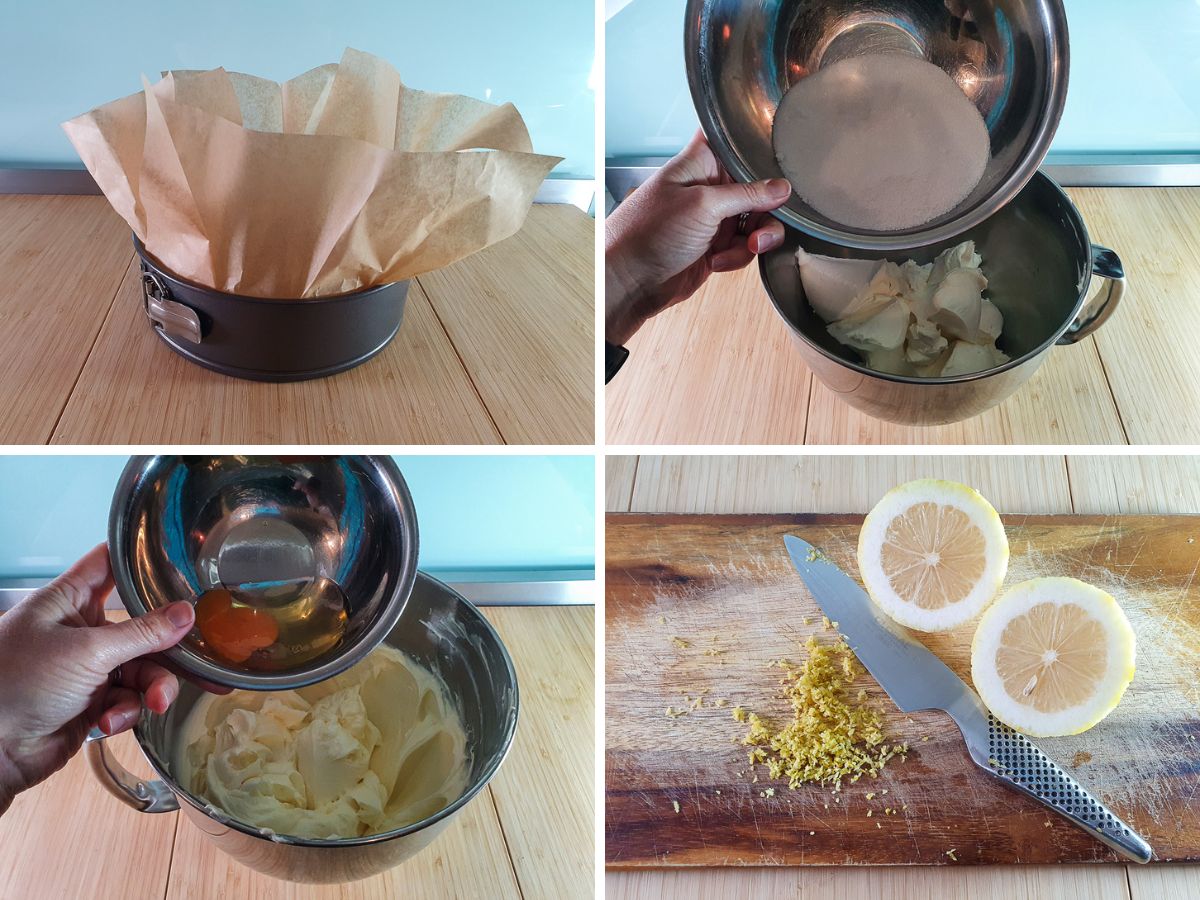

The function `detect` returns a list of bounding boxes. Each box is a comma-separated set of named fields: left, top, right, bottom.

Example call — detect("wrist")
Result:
left=604, top=239, right=650, bottom=346
left=604, top=298, right=641, bottom=348
left=0, top=741, right=23, bottom=815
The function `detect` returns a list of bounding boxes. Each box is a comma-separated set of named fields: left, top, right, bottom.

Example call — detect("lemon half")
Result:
left=858, top=479, right=1009, bottom=632
left=971, top=577, right=1136, bottom=736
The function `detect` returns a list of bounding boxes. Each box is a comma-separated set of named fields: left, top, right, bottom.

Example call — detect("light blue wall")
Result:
left=606, top=0, right=1200, bottom=159
left=0, top=456, right=595, bottom=580
left=0, top=0, right=594, bottom=178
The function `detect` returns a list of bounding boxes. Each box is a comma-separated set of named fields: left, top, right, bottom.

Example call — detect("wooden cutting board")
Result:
left=605, top=514, right=1200, bottom=867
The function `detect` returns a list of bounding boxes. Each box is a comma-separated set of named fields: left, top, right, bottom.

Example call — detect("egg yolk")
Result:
left=195, top=588, right=279, bottom=663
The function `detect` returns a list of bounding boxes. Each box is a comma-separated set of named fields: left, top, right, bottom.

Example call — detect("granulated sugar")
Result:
left=773, top=53, right=990, bottom=231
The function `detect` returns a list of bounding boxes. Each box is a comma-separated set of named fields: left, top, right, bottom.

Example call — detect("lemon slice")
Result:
left=971, top=577, right=1136, bottom=736
left=858, top=479, right=1008, bottom=631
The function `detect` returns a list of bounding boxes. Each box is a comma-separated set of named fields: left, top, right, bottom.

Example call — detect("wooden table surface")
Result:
left=0, top=197, right=594, bottom=445
left=0, top=605, right=594, bottom=900
left=605, top=454, right=1200, bottom=899
left=606, top=188, right=1200, bottom=446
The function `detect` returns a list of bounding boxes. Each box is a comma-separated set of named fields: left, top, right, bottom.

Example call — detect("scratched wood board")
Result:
left=605, top=514, right=1200, bottom=866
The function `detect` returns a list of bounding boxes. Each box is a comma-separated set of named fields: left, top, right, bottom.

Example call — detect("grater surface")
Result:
left=984, top=713, right=1152, bottom=862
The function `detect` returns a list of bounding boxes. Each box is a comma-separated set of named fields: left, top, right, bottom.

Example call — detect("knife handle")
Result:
left=978, top=714, right=1152, bottom=863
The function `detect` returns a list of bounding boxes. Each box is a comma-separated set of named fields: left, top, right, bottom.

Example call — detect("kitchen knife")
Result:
left=783, top=534, right=1153, bottom=864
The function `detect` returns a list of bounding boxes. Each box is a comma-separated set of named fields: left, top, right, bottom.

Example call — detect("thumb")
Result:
left=92, top=603, right=195, bottom=668
left=701, top=178, right=792, bottom=223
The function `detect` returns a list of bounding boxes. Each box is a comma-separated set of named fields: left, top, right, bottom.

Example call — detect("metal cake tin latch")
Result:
left=141, top=271, right=202, bottom=344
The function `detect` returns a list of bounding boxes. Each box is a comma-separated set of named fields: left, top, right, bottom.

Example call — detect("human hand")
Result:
left=605, top=130, right=792, bottom=345
left=0, top=545, right=210, bottom=814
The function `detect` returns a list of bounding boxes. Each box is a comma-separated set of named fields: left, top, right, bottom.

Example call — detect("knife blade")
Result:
left=783, top=534, right=1153, bottom=864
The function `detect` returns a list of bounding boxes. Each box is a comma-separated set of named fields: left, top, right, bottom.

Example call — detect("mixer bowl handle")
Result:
left=1057, top=244, right=1125, bottom=345
left=85, top=727, right=179, bottom=813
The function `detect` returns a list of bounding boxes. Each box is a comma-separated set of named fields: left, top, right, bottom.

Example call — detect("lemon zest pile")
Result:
left=733, top=635, right=907, bottom=789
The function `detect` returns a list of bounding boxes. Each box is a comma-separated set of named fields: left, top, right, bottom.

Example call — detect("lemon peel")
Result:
left=971, top=577, right=1135, bottom=736
left=858, top=478, right=1008, bottom=631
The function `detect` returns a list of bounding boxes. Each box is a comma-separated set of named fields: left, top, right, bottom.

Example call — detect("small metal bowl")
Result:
left=108, top=456, right=419, bottom=690
left=685, top=0, right=1070, bottom=249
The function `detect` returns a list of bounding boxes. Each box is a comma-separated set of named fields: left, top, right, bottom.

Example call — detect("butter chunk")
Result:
left=828, top=299, right=909, bottom=353
left=900, top=260, right=935, bottom=320
left=930, top=240, right=982, bottom=282
left=940, top=340, right=1009, bottom=377
left=797, top=248, right=885, bottom=323
left=799, top=238, right=1005, bottom=378
left=798, top=249, right=905, bottom=323
left=866, top=346, right=916, bottom=377
left=930, top=267, right=987, bottom=341
left=976, top=298, right=1003, bottom=343
left=836, top=263, right=907, bottom=324
left=905, top=319, right=949, bottom=364
left=796, top=248, right=883, bottom=321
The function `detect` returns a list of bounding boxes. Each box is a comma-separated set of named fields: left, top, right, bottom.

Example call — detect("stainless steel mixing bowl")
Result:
left=759, top=171, right=1124, bottom=425
left=86, top=572, right=519, bottom=884
left=685, top=0, right=1070, bottom=249
left=108, top=456, right=419, bottom=690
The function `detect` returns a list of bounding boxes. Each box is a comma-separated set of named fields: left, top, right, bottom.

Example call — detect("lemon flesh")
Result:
left=858, top=479, right=1009, bottom=632
left=971, top=577, right=1136, bottom=736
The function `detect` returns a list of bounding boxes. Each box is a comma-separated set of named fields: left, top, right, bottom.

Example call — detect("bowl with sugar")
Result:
left=685, top=0, right=1069, bottom=250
